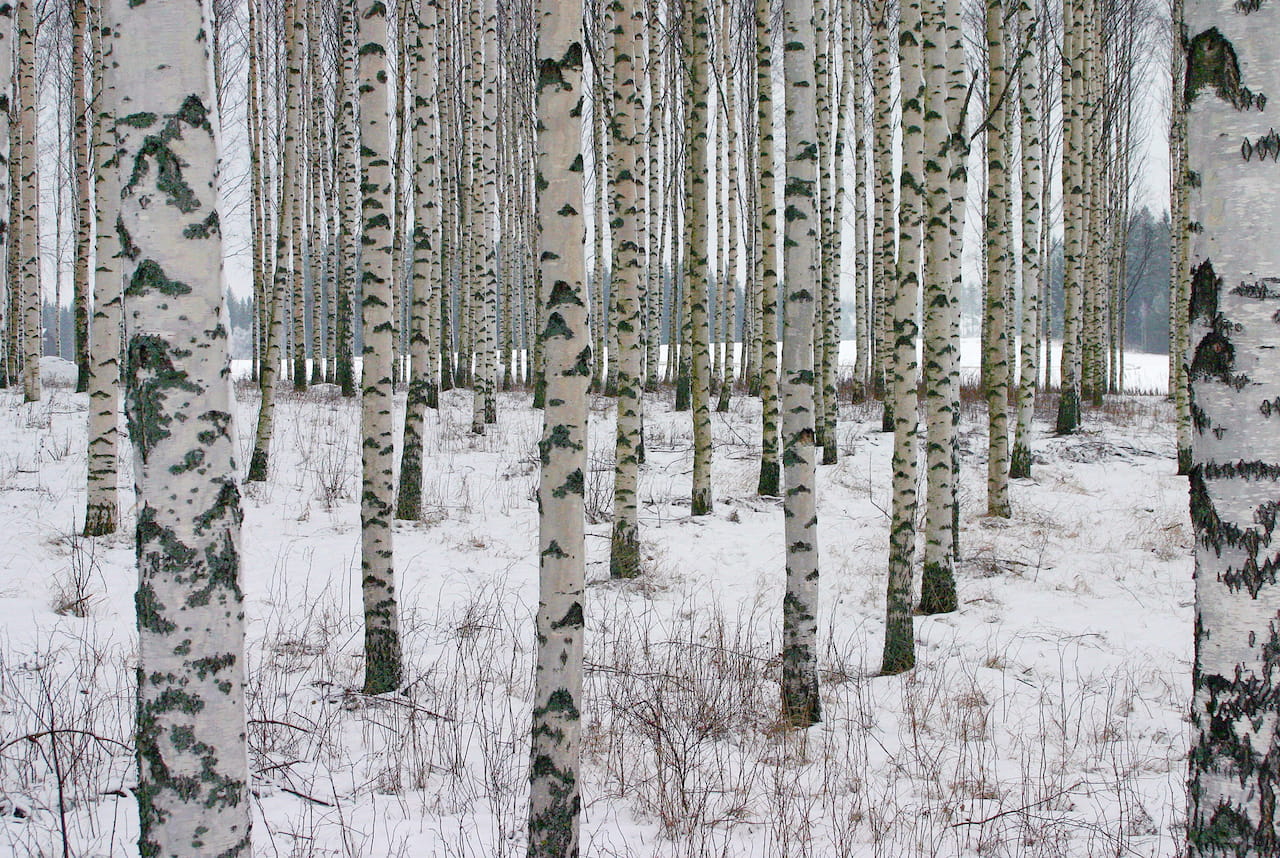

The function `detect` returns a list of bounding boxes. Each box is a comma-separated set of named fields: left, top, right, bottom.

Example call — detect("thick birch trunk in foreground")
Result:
left=357, top=0, right=402, bottom=695
left=780, top=0, right=821, bottom=728
left=883, top=0, right=923, bottom=674
left=113, top=0, right=251, bottom=852
left=84, top=9, right=121, bottom=538
left=528, top=2, right=587, bottom=853
left=609, top=0, right=645, bottom=579
left=17, top=0, right=37, bottom=404
left=1183, top=5, right=1280, bottom=853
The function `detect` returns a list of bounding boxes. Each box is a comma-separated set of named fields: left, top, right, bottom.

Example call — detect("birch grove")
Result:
left=0, top=0, right=1249, bottom=854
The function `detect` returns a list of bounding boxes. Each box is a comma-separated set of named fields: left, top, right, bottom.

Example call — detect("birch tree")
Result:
left=871, top=0, right=896, bottom=428
left=84, top=6, right=121, bottom=538
left=883, top=0, right=923, bottom=674
left=918, top=0, right=957, bottom=615
left=357, top=0, right=403, bottom=695
left=1170, top=0, right=1192, bottom=474
left=0, top=4, right=11, bottom=392
left=609, top=0, right=646, bottom=578
left=397, top=1, right=440, bottom=522
left=17, top=0, right=37, bottom=404
left=1056, top=0, right=1084, bottom=434
left=755, top=0, right=781, bottom=498
left=113, top=0, right=251, bottom=851
left=71, top=0, right=90, bottom=393
left=1010, top=5, right=1040, bottom=480
left=247, top=0, right=303, bottom=481
left=1183, top=4, right=1280, bottom=852
left=983, top=0, right=1012, bottom=518
left=780, top=0, right=821, bottom=728
left=684, top=0, right=714, bottom=517
left=528, top=0, right=587, bottom=851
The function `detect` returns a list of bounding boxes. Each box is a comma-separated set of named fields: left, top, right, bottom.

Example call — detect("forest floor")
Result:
left=0, top=352, right=1190, bottom=857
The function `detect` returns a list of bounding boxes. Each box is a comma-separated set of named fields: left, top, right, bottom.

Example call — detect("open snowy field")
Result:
left=0, top=360, right=1190, bottom=857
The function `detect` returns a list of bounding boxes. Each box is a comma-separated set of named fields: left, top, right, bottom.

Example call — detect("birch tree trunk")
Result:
left=72, top=0, right=91, bottom=393
left=528, top=0, right=587, bottom=852
left=872, top=0, right=896, bottom=429
left=918, top=0, right=957, bottom=615
left=336, top=0, right=358, bottom=397
left=357, top=0, right=403, bottom=695
left=84, top=7, right=121, bottom=538
left=684, top=0, right=713, bottom=517
left=17, top=0, right=38, bottom=404
left=113, top=0, right=251, bottom=851
left=1183, top=5, right=1280, bottom=852
left=307, top=0, right=326, bottom=386
left=1171, top=0, right=1192, bottom=474
left=0, top=4, right=11, bottom=391
left=397, top=1, right=439, bottom=522
left=982, top=0, right=1011, bottom=517
left=477, top=0, right=499, bottom=426
left=608, top=0, right=645, bottom=578
left=755, top=0, right=781, bottom=498
left=246, top=0, right=266, bottom=384
left=247, top=0, right=301, bottom=481
left=1056, top=0, right=1084, bottom=434
left=780, top=0, right=821, bottom=728
left=883, top=0, right=923, bottom=674
left=1010, top=10, right=1041, bottom=480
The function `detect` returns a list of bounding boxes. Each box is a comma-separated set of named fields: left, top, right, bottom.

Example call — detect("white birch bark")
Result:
left=608, top=0, right=645, bottom=578
left=1010, top=8, right=1041, bottom=481
left=871, top=0, right=897, bottom=428
left=248, top=0, right=301, bottom=480
left=336, top=0, right=358, bottom=397
left=1184, top=2, right=1280, bottom=852
left=72, top=0, right=91, bottom=393
left=755, top=0, right=781, bottom=498
left=357, top=0, right=402, bottom=694
left=113, top=0, right=250, bottom=850
left=17, top=0, right=37, bottom=403
left=397, top=1, right=440, bottom=522
left=528, top=0, right=587, bottom=851
left=0, top=4, right=12, bottom=390
left=883, top=0, right=924, bottom=674
left=982, top=0, right=1011, bottom=517
left=1056, top=0, right=1084, bottom=433
left=85, top=5, right=121, bottom=538
left=919, top=0, right=957, bottom=614
left=780, top=0, right=821, bottom=727
left=684, top=0, right=713, bottom=517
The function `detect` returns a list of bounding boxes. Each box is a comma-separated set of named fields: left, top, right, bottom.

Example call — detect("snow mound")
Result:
left=39, top=356, right=78, bottom=387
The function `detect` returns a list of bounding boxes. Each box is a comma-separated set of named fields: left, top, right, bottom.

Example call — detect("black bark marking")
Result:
left=1187, top=29, right=1265, bottom=111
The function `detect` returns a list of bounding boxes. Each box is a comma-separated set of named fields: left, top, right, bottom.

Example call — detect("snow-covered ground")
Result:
left=0, top=357, right=1190, bottom=857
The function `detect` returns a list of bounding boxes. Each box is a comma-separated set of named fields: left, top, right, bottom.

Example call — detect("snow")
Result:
left=0, top=369, right=1190, bottom=856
